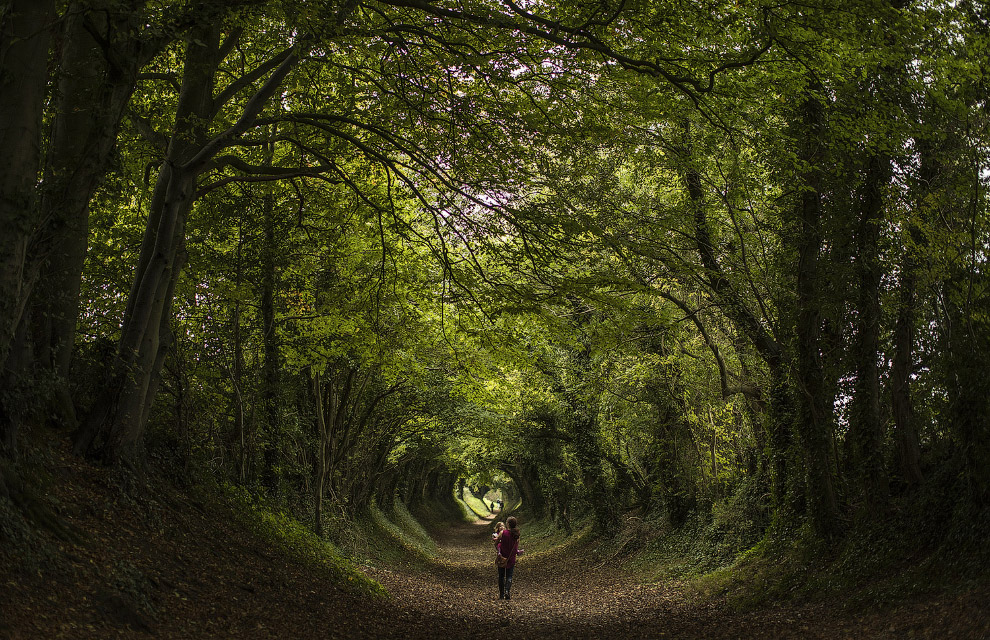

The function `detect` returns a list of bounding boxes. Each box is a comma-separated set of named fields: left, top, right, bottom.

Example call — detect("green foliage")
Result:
left=620, top=481, right=769, bottom=584
left=381, top=500, right=441, bottom=557
left=686, top=490, right=990, bottom=612
left=342, top=500, right=442, bottom=570
left=459, top=486, right=494, bottom=519
left=220, top=484, right=387, bottom=599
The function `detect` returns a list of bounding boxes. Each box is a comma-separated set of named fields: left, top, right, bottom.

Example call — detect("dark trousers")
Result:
left=497, top=565, right=515, bottom=597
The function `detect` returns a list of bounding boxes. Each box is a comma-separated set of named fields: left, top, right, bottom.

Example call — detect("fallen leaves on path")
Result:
left=365, top=518, right=990, bottom=639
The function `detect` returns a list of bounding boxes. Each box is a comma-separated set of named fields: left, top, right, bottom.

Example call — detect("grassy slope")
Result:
left=0, top=439, right=395, bottom=638
left=585, top=502, right=990, bottom=616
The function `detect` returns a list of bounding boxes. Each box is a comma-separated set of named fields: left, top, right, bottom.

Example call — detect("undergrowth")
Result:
left=347, top=499, right=440, bottom=569
left=669, top=486, right=990, bottom=612
left=501, top=510, right=596, bottom=563
left=218, top=483, right=388, bottom=599
left=411, top=491, right=475, bottom=532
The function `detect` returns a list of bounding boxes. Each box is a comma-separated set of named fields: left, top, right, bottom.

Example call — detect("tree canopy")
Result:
left=1, top=0, right=988, bottom=550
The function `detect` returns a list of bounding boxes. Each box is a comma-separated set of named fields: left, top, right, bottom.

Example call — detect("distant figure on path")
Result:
left=495, top=516, right=524, bottom=600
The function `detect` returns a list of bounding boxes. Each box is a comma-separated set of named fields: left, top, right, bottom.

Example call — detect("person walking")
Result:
left=495, top=516, right=523, bottom=600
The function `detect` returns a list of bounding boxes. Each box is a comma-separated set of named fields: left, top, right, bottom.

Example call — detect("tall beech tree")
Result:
left=75, top=16, right=307, bottom=462
left=32, top=1, right=168, bottom=423
left=1, top=0, right=208, bottom=453
left=0, top=0, right=57, bottom=452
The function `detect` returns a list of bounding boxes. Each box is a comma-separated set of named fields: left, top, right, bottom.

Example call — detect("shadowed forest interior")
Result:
left=1, top=0, right=989, bottom=637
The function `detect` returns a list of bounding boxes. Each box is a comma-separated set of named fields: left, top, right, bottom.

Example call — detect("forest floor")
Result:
left=366, top=516, right=990, bottom=639
left=2, top=451, right=989, bottom=639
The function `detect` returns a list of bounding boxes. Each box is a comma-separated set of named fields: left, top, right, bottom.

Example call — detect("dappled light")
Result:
left=2, top=0, right=989, bottom=637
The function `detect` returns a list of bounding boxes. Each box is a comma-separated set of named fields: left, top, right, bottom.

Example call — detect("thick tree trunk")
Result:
left=765, top=362, right=794, bottom=515
left=506, top=462, right=546, bottom=518
left=641, top=371, right=698, bottom=526
left=0, top=0, right=56, bottom=453
left=33, top=6, right=139, bottom=372
left=890, top=138, right=935, bottom=488
left=77, top=168, right=194, bottom=461
left=848, top=154, right=892, bottom=510
left=31, top=3, right=154, bottom=432
left=544, top=438, right=574, bottom=531
left=567, top=313, right=617, bottom=533
left=75, top=24, right=222, bottom=463
left=792, top=91, right=840, bottom=541
left=556, top=309, right=618, bottom=532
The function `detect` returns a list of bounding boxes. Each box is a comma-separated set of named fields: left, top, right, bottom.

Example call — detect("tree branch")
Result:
left=212, top=46, right=295, bottom=114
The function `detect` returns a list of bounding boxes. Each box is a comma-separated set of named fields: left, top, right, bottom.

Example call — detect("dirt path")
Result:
left=363, top=517, right=990, bottom=639
left=364, top=516, right=756, bottom=638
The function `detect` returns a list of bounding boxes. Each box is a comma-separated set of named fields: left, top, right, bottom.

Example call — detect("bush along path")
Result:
left=362, top=515, right=990, bottom=640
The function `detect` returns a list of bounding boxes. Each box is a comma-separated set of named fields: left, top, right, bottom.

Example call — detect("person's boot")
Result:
left=505, top=579, right=512, bottom=600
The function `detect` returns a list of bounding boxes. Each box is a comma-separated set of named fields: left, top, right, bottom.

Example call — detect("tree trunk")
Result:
left=0, top=0, right=56, bottom=453
left=848, top=154, right=892, bottom=510
left=890, top=138, right=934, bottom=488
left=81, top=169, right=193, bottom=462
left=32, top=3, right=150, bottom=407
left=260, top=191, right=282, bottom=493
left=567, top=304, right=617, bottom=534
left=792, top=90, right=840, bottom=541
left=75, top=24, right=222, bottom=463
left=765, top=362, right=794, bottom=515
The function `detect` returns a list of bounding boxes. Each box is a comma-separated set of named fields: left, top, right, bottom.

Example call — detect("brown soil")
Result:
left=2, top=449, right=988, bottom=639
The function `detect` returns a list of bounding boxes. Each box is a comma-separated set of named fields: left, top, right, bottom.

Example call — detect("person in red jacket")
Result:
left=495, top=516, right=524, bottom=599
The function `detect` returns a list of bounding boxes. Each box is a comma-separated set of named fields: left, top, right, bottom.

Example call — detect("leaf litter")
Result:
left=2, top=451, right=988, bottom=639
